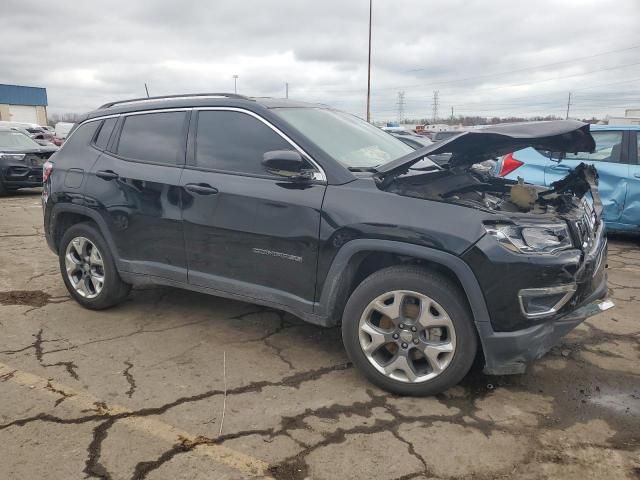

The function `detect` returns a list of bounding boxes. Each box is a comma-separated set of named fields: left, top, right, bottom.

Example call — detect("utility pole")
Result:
left=366, top=0, right=372, bottom=122
left=565, top=92, right=572, bottom=119
left=233, top=75, right=239, bottom=94
left=450, top=106, right=454, bottom=123
left=432, top=90, right=439, bottom=123
left=144, top=83, right=150, bottom=98
left=396, top=91, right=405, bottom=124
left=285, top=82, right=289, bottom=99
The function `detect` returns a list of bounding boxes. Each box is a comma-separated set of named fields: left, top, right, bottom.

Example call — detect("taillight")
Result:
left=498, top=153, right=523, bottom=177
left=43, top=161, right=54, bottom=182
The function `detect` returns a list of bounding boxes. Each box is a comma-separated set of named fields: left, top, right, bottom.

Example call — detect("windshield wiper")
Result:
left=348, top=166, right=379, bottom=172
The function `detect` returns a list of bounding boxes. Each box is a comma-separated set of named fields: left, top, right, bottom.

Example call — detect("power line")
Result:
left=408, top=44, right=640, bottom=76
left=318, top=58, right=640, bottom=98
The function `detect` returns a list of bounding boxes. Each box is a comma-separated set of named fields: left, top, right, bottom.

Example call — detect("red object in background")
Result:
left=498, top=152, right=524, bottom=177
left=43, top=160, right=54, bottom=182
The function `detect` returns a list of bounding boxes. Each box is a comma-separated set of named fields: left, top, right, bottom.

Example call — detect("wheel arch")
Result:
left=49, top=204, right=120, bottom=260
left=316, top=240, right=491, bottom=332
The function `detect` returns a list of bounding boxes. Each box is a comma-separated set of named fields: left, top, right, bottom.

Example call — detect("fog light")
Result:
left=518, top=284, right=576, bottom=319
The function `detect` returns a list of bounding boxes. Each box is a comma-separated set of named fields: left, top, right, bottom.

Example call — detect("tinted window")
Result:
left=195, top=111, right=296, bottom=175
left=57, top=122, right=101, bottom=159
left=565, top=131, right=624, bottom=164
left=94, top=118, right=118, bottom=149
left=116, top=111, right=186, bottom=164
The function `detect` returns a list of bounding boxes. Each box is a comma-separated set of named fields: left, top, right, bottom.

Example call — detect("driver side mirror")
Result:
left=262, top=150, right=313, bottom=180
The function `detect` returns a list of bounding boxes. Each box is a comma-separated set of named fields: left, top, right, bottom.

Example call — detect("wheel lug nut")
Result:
left=413, top=338, right=419, bottom=344
left=392, top=333, right=399, bottom=339
left=411, top=326, right=417, bottom=332
left=401, top=343, right=408, bottom=349
left=399, top=323, right=405, bottom=329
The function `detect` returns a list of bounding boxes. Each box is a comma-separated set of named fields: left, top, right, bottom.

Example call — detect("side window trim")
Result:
left=189, top=107, right=326, bottom=182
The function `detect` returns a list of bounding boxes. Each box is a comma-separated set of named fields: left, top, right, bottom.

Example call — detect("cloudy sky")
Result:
left=2, top=0, right=640, bottom=121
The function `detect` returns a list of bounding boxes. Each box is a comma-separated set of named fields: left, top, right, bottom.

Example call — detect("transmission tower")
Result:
left=432, top=90, right=439, bottom=123
left=396, top=91, right=406, bottom=123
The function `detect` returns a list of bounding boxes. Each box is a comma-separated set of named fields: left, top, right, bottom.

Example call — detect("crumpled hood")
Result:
left=375, top=120, right=595, bottom=180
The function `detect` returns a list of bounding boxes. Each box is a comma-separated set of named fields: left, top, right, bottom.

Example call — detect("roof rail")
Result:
left=98, top=93, right=252, bottom=109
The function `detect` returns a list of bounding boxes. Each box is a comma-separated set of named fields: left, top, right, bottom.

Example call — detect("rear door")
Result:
left=622, top=130, right=640, bottom=227
left=180, top=108, right=326, bottom=311
left=544, top=129, right=629, bottom=223
left=84, top=110, right=189, bottom=281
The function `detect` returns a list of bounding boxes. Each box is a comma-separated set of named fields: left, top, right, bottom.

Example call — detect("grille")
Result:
left=575, top=198, right=597, bottom=249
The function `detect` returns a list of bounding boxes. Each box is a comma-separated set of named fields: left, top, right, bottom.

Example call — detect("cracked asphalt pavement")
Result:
left=1, top=190, right=639, bottom=480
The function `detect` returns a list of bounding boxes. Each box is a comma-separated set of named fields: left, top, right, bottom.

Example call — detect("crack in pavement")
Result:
left=45, top=380, right=75, bottom=407
left=0, top=362, right=352, bottom=479
left=123, top=361, right=136, bottom=398
left=0, top=329, right=80, bottom=381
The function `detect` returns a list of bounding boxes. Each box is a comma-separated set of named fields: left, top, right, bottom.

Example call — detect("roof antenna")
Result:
left=144, top=83, right=150, bottom=98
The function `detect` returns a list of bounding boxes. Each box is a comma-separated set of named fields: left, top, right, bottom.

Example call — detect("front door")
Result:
left=180, top=108, right=326, bottom=311
left=544, top=129, right=629, bottom=223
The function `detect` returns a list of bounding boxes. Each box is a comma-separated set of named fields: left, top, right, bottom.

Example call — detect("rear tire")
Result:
left=0, top=181, right=6, bottom=196
left=341, top=266, right=477, bottom=396
left=59, top=222, right=131, bottom=309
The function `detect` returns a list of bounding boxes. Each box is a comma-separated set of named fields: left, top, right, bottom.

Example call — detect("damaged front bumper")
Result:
left=480, top=276, right=611, bottom=375
left=477, top=217, right=611, bottom=375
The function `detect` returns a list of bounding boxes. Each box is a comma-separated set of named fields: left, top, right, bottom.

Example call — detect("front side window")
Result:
left=195, top=110, right=296, bottom=175
left=274, top=107, right=414, bottom=169
left=116, top=111, right=187, bottom=164
left=565, top=131, right=624, bottom=164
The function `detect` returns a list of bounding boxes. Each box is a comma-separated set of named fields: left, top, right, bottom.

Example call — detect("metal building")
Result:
left=0, top=84, right=48, bottom=125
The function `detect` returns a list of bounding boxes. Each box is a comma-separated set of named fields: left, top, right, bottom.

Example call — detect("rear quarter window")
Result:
left=93, top=117, right=118, bottom=150
left=56, top=121, right=101, bottom=163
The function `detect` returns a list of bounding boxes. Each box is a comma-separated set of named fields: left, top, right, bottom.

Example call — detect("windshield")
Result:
left=0, top=131, right=41, bottom=149
left=274, top=107, right=415, bottom=169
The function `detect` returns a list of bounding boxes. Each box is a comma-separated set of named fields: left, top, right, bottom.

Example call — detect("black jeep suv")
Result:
left=43, top=93, right=611, bottom=395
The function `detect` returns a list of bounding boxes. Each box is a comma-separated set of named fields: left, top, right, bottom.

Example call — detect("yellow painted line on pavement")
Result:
left=0, top=362, right=272, bottom=479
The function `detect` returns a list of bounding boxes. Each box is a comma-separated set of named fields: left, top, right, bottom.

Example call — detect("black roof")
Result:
left=83, top=93, right=327, bottom=121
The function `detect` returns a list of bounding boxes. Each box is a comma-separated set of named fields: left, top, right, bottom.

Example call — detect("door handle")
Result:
left=634, top=173, right=640, bottom=178
left=96, top=170, right=119, bottom=180
left=185, top=183, right=218, bottom=195
left=550, top=164, right=571, bottom=170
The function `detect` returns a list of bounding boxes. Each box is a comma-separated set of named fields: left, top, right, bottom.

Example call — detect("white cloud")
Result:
left=2, top=0, right=639, bottom=120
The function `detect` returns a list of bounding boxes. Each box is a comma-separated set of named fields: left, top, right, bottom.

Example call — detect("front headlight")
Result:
left=484, top=222, right=573, bottom=254
left=0, top=153, right=26, bottom=161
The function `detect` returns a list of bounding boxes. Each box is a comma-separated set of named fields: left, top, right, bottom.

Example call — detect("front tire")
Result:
left=59, top=222, right=131, bottom=309
left=342, top=266, right=477, bottom=396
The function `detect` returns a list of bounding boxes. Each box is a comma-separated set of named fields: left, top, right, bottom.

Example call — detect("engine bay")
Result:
left=385, top=162, right=599, bottom=216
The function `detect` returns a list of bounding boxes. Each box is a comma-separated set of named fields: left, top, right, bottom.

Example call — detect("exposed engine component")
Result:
left=384, top=162, right=599, bottom=217
left=510, top=177, right=539, bottom=211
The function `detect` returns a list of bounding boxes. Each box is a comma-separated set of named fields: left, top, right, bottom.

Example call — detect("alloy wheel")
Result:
left=358, top=290, right=457, bottom=383
left=65, top=236, right=105, bottom=299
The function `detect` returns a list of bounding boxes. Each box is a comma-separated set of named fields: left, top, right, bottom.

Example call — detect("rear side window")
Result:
left=116, top=111, right=187, bottom=164
left=94, top=117, right=117, bottom=150
left=564, top=131, right=624, bottom=164
left=194, top=110, right=293, bottom=175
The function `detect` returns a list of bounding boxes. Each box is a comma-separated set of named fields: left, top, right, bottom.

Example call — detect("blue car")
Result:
left=496, top=125, right=640, bottom=233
